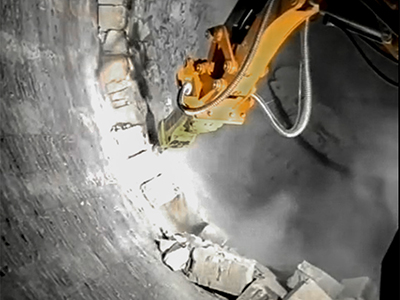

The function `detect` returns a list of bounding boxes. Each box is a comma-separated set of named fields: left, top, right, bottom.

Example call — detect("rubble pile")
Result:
left=156, top=234, right=379, bottom=300
left=157, top=232, right=287, bottom=299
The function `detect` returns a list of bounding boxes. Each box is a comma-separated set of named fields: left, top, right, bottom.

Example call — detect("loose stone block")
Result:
left=287, top=261, right=343, bottom=299
left=284, top=278, right=332, bottom=300
left=187, top=246, right=255, bottom=296
left=103, top=30, right=128, bottom=55
left=138, top=19, right=151, bottom=41
left=99, top=56, right=130, bottom=86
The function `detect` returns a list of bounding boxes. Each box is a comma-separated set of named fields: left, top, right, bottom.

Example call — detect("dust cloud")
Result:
left=178, top=26, right=397, bottom=281
left=182, top=96, right=397, bottom=283
left=165, top=4, right=398, bottom=284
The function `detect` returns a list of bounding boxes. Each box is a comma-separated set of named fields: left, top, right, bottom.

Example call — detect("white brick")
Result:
left=111, top=125, right=148, bottom=158
left=287, top=261, right=343, bottom=299
left=141, top=174, right=181, bottom=208
left=284, top=278, right=332, bottom=300
left=107, top=83, right=148, bottom=125
left=98, top=6, right=127, bottom=30
left=98, top=0, right=127, bottom=5
left=100, top=56, right=130, bottom=86
left=120, top=151, right=162, bottom=187
left=103, top=30, right=128, bottom=55
left=109, top=87, right=130, bottom=102
left=163, top=245, right=190, bottom=271
left=105, top=79, right=132, bottom=94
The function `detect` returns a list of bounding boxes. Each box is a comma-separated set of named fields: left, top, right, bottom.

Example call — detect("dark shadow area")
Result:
left=380, top=229, right=399, bottom=300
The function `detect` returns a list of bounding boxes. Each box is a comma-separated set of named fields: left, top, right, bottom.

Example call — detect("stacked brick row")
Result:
left=97, top=0, right=149, bottom=161
left=96, top=0, right=227, bottom=253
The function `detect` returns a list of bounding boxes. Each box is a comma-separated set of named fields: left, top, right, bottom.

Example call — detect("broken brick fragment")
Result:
left=186, top=246, right=255, bottom=296
left=284, top=278, right=332, bottom=300
left=287, top=261, right=343, bottom=299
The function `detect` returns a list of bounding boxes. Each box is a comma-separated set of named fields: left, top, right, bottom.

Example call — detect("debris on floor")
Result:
left=156, top=233, right=285, bottom=298
left=156, top=232, right=380, bottom=300
left=287, top=260, right=343, bottom=299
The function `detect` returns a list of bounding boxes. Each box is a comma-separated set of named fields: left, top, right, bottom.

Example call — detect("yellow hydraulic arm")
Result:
left=158, top=0, right=319, bottom=149
left=157, top=0, right=398, bottom=149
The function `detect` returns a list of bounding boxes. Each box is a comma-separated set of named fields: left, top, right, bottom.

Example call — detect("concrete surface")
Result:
left=0, top=0, right=398, bottom=299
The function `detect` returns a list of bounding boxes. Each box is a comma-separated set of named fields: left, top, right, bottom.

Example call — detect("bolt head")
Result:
left=183, top=82, right=193, bottom=95
left=213, top=80, right=220, bottom=89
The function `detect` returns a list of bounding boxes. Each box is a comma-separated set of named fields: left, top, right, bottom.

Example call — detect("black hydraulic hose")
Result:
left=358, top=35, right=398, bottom=64
left=358, top=0, right=398, bottom=37
left=341, top=27, right=398, bottom=88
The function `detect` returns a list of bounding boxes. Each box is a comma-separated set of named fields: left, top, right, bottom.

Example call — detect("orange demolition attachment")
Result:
left=158, top=0, right=320, bottom=149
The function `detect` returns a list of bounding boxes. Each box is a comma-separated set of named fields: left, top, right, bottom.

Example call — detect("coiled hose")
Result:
left=177, top=0, right=277, bottom=115
left=252, top=18, right=312, bottom=138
